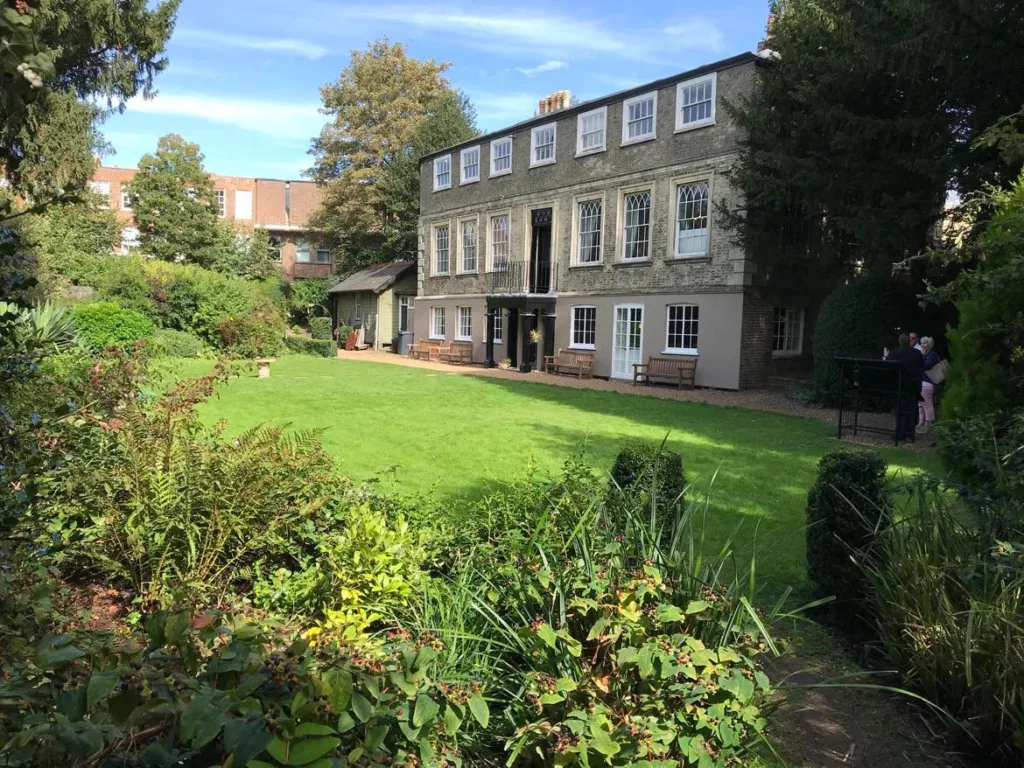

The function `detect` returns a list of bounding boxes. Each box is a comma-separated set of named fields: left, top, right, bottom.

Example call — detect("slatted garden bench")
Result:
left=544, top=349, right=595, bottom=378
left=438, top=340, right=474, bottom=365
left=633, top=355, right=698, bottom=389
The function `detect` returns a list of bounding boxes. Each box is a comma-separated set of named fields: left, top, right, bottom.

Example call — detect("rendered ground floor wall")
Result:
left=413, top=290, right=758, bottom=389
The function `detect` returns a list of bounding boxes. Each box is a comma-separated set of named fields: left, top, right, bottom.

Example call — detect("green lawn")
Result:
left=165, top=355, right=938, bottom=598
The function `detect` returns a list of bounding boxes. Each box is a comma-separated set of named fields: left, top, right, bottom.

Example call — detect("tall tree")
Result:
left=380, top=90, right=477, bottom=259
left=1, top=0, right=179, bottom=199
left=128, top=134, right=234, bottom=267
left=308, top=39, right=470, bottom=269
left=724, top=0, right=1024, bottom=299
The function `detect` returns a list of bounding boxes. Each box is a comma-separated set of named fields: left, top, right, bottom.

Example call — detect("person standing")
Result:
left=918, top=336, right=940, bottom=429
left=885, top=333, right=924, bottom=441
left=909, top=331, right=922, bottom=351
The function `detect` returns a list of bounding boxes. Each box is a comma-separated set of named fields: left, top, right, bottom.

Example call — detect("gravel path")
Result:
left=336, top=350, right=931, bottom=452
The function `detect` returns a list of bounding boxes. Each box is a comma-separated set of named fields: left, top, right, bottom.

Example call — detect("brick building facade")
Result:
left=90, top=165, right=330, bottom=280
left=414, top=52, right=809, bottom=389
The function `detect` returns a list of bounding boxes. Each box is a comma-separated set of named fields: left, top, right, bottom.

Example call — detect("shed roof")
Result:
left=327, top=260, right=415, bottom=295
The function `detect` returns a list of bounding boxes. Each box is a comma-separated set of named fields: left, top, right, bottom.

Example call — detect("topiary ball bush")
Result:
left=812, top=276, right=928, bottom=404
left=609, top=441, right=687, bottom=515
left=150, top=329, right=212, bottom=358
left=309, top=316, right=333, bottom=340
left=806, top=447, right=890, bottom=627
left=71, top=301, right=156, bottom=351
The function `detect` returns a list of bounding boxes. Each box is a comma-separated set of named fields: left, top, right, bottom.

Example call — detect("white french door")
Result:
left=611, top=304, right=644, bottom=379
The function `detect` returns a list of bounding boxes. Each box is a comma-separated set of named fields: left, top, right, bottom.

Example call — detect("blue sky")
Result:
left=100, top=0, right=770, bottom=179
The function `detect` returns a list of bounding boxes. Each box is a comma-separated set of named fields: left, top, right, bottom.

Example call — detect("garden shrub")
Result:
left=150, top=328, right=212, bottom=358
left=309, top=315, right=333, bottom=340
left=284, top=336, right=336, bottom=358
left=806, top=447, right=890, bottom=624
left=285, top=277, right=333, bottom=325
left=609, top=440, right=686, bottom=514
left=0, top=607, right=482, bottom=767
left=217, top=309, right=285, bottom=358
left=70, top=301, right=155, bottom=350
left=866, top=483, right=1024, bottom=763
left=337, top=324, right=354, bottom=346
left=811, top=275, right=928, bottom=403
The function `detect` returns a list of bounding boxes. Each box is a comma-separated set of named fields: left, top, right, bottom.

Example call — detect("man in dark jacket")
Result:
left=885, top=333, right=924, bottom=441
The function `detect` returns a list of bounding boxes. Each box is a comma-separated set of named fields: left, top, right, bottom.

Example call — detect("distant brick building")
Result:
left=415, top=51, right=809, bottom=389
left=90, top=165, right=330, bottom=280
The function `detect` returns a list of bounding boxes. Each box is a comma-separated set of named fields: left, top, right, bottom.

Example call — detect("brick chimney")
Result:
left=538, top=90, right=572, bottom=116
left=757, top=13, right=779, bottom=58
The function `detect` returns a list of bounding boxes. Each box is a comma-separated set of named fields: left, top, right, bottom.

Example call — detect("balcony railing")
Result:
left=489, top=260, right=553, bottom=295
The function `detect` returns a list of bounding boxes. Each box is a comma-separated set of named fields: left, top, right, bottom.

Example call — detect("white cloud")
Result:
left=662, top=19, right=725, bottom=52
left=176, top=27, right=330, bottom=60
left=515, top=60, right=568, bottom=78
left=126, top=92, right=322, bottom=141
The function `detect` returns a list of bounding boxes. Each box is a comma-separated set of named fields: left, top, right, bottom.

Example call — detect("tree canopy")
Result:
left=724, top=0, right=1024, bottom=299
left=1, top=0, right=179, bottom=199
left=128, top=134, right=234, bottom=268
left=308, top=39, right=476, bottom=270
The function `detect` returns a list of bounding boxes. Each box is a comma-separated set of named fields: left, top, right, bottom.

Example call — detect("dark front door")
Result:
left=530, top=208, right=552, bottom=294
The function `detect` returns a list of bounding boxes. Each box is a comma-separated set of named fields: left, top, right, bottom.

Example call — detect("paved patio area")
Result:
left=336, top=348, right=928, bottom=451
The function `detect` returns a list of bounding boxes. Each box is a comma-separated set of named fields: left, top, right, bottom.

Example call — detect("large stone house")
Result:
left=90, top=165, right=329, bottom=280
left=414, top=52, right=809, bottom=389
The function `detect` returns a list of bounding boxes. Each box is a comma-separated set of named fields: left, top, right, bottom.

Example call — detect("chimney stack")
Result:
left=538, top=90, right=572, bottom=116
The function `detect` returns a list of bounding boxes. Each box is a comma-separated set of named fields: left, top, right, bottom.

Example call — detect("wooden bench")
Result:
left=409, top=339, right=441, bottom=360
left=633, top=355, right=698, bottom=389
left=438, top=340, right=473, bottom=365
left=544, top=349, right=595, bottom=378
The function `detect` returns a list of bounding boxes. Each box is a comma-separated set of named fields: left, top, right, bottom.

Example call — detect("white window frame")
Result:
left=675, top=72, right=716, bottom=132
left=619, top=185, right=654, bottom=262
left=488, top=211, right=511, bottom=272
left=570, top=305, right=597, bottom=351
left=458, top=216, right=479, bottom=274
left=295, top=241, right=312, bottom=263
left=772, top=307, right=804, bottom=357
left=456, top=306, right=473, bottom=341
left=433, top=222, right=450, bottom=275
left=490, top=137, right=512, bottom=177
left=622, top=91, right=658, bottom=145
left=89, top=180, right=111, bottom=208
left=664, top=304, right=699, bottom=355
left=576, top=107, right=607, bottom=156
left=529, top=122, right=557, bottom=168
left=399, top=296, right=411, bottom=333
left=120, top=186, right=132, bottom=212
left=234, top=189, right=253, bottom=220
left=671, top=178, right=711, bottom=259
left=433, top=154, right=452, bottom=191
left=119, top=226, right=140, bottom=256
left=430, top=307, right=446, bottom=340
left=573, top=196, right=603, bottom=266
left=214, top=189, right=227, bottom=218
left=460, top=146, right=480, bottom=185
left=492, top=310, right=504, bottom=344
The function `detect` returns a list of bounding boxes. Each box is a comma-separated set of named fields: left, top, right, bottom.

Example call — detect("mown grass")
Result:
left=162, top=355, right=939, bottom=598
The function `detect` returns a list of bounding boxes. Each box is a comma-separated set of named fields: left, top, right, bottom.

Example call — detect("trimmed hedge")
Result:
left=309, top=316, right=333, bottom=340
left=71, top=301, right=155, bottom=351
left=150, top=329, right=212, bottom=358
left=812, top=276, right=926, bottom=404
left=284, top=336, right=336, bottom=358
left=806, top=447, right=890, bottom=627
left=609, top=441, right=687, bottom=514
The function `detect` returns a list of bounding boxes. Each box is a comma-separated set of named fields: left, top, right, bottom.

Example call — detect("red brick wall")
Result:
left=738, top=291, right=774, bottom=389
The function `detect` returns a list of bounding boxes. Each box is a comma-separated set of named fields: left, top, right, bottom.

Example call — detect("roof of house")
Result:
left=327, top=260, right=416, bottom=295
left=419, top=51, right=760, bottom=164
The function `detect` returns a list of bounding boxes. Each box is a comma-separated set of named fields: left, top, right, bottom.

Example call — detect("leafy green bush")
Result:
left=866, top=484, right=1024, bottom=763
left=217, top=309, right=284, bottom=358
left=309, top=316, right=333, bottom=340
left=38, top=354, right=334, bottom=606
left=806, top=447, right=890, bottom=624
left=285, top=278, right=333, bottom=325
left=338, top=324, right=354, bottom=346
left=609, top=440, right=686, bottom=515
left=284, top=336, right=336, bottom=358
left=70, top=301, right=155, bottom=350
left=0, top=608, right=481, bottom=767
left=812, top=275, right=927, bottom=403
left=150, top=328, right=212, bottom=358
